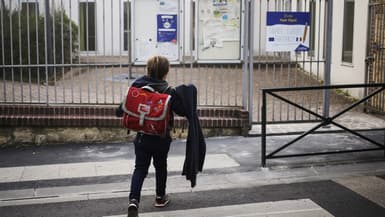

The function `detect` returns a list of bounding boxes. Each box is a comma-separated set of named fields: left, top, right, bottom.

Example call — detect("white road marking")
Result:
left=104, top=199, right=334, bottom=217
left=0, top=154, right=239, bottom=183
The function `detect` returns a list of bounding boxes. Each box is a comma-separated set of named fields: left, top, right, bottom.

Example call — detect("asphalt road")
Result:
left=1, top=134, right=385, bottom=217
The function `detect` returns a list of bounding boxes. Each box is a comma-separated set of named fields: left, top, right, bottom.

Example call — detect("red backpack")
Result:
left=121, top=86, right=171, bottom=136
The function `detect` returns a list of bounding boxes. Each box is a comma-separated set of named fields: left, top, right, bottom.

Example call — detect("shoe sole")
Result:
left=127, top=211, right=138, bottom=217
left=154, top=200, right=170, bottom=208
left=127, top=206, right=138, bottom=217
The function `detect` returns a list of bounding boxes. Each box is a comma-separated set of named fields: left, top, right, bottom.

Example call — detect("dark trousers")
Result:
left=129, top=133, right=171, bottom=202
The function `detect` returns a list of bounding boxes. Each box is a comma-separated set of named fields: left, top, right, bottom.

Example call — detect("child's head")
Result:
left=147, top=56, right=169, bottom=80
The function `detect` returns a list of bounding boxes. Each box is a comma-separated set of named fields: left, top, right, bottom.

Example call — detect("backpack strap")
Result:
left=164, top=86, right=174, bottom=94
left=141, top=85, right=155, bottom=92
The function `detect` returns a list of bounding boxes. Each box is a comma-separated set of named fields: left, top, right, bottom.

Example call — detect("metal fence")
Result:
left=366, top=1, right=385, bottom=114
left=261, top=83, right=385, bottom=167
left=1, top=0, right=331, bottom=123
left=0, top=0, right=245, bottom=106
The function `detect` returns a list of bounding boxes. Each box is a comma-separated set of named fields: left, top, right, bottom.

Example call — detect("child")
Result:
left=116, top=56, right=176, bottom=217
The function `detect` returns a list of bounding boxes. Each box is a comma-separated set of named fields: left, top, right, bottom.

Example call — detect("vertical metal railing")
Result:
left=366, top=2, right=385, bottom=114
left=251, top=0, right=327, bottom=123
left=1, top=0, right=5, bottom=102
left=0, top=0, right=338, bottom=124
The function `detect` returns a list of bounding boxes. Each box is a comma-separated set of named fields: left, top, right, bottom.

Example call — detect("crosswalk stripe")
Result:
left=0, top=154, right=239, bottom=183
left=104, top=199, right=334, bottom=217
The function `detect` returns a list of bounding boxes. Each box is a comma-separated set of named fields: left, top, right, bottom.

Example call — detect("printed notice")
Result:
left=266, top=12, right=310, bottom=52
left=157, top=14, right=177, bottom=43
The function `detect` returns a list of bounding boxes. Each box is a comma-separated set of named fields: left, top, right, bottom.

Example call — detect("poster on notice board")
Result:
left=157, top=14, right=177, bottom=43
left=266, top=12, right=310, bottom=52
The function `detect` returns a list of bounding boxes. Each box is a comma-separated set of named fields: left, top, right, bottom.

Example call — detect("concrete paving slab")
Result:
left=199, top=153, right=240, bottom=169
left=35, top=182, right=129, bottom=198
left=20, top=164, right=60, bottom=182
left=59, top=163, right=97, bottom=179
left=250, top=114, right=385, bottom=136
left=0, top=188, right=35, bottom=201
left=0, top=154, right=239, bottom=183
left=0, top=167, right=24, bottom=183
left=95, top=161, right=133, bottom=176
left=105, top=199, right=334, bottom=217
left=334, top=176, right=385, bottom=209
left=313, top=161, right=385, bottom=178
left=0, top=194, right=88, bottom=207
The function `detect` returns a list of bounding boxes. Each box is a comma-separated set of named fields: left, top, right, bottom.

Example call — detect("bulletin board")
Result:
left=131, top=0, right=182, bottom=64
left=196, top=0, right=243, bottom=62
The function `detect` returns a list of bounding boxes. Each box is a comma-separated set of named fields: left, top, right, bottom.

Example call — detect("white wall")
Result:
left=330, top=0, right=369, bottom=98
left=96, top=0, right=125, bottom=56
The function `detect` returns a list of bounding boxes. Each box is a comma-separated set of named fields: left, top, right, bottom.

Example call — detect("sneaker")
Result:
left=154, top=195, right=170, bottom=208
left=127, top=199, right=138, bottom=217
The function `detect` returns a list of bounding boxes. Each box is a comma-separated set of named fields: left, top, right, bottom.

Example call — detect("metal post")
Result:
left=128, top=0, right=133, bottom=79
left=103, top=0, right=107, bottom=102
left=35, top=0, right=40, bottom=102
left=27, top=0, right=32, bottom=102
left=18, top=0, right=23, bottom=103
left=248, top=0, right=255, bottom=126
left=45, top=0, right=53, bottom=74
left=9, top=0, right=15, bottom=102
left=52, top=0, right=57, bottom=103
left=69, top=0, right=73, bottom=103
left=0, top=0, right=5, bottom=101
left=119, top=0, right=122, bottom=100
left=261, top=90, right=267, bottom=167
left=242, top=0, right=249, bottom=110
left=44, top=0, right=50, bottom=104
left=323, top=0, right=333, bottom=119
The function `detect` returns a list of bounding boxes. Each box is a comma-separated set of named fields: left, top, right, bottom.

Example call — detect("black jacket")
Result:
left=174, top=84, right=206, bottom=187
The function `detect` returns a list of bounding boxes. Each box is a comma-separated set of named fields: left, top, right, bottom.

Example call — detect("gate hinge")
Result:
left=365, top=56, right=374, bottom=64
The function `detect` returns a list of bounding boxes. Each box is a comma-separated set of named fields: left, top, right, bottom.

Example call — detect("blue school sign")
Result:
left=157, top=14, right=177, bottom=43
left=266, top=12, right=310, bottom=52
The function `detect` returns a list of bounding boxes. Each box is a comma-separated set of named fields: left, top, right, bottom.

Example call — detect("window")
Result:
left=79, top=2, right=96, bottom=51
left=342, top=0, right=354, bottom=63
left=308, top=0, right=316, bottom=56
left=21, top=2, right=39, bottom=16
left=123, top=1, right=130, bottom=51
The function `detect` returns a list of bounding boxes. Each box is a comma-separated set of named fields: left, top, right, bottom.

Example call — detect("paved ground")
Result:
left=0, top=129, right=385, bottom=217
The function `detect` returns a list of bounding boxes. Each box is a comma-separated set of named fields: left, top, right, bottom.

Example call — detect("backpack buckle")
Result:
left=138, top=104, right=151, bottom=126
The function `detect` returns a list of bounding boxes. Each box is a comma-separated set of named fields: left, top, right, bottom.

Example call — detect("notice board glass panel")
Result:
left=197, top=0, right=242, bottom=61
left=132, top=0, right=181, bottom=64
